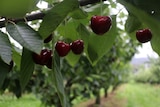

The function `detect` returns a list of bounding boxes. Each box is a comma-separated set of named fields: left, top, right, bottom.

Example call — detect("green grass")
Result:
left=0, top=93, right=42, bottom=107
left=116, top=83, right=160, bottom=107
left=1, top=83, right=160, bottom=107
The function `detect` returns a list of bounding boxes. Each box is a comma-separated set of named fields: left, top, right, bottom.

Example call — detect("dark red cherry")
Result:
left=55, top=41, right=70, bottom=57
left=90, top=15, right=112, bottom=35
left=40, top=49, right=52, bottom=65
left=136, top=29, right=152, bottom=43
left=32, top=53, right=42, bottom=65
left=70, top=40, right=84, bottom=55
left=32, top=49, right=52, bottom=65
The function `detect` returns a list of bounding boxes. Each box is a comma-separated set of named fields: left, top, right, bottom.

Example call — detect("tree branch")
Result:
left=79, top=0, right=106, bottom=6
left=0, top=0, right=106, bottom=28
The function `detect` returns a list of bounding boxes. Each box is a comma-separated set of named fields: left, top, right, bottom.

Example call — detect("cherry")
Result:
left=46, top=56, right=52, bottom=69
left=70, top=40, right=84, bottom=55
left=55, top=41, right=70, bottom=57
left=136, top=29, right=152, bottom=43
left=44, top=34, right=53, bottom=43
left=32, top=49, right=52, bottom=65
left=90, top=15, right=112, bottom=35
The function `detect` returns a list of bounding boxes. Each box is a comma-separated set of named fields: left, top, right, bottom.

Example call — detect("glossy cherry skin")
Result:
left=32, top=49, right=52, bottom=65
left=136, top=29, right=152, bottom=43
left=55, top=41, right=71, bottom=57
left=70, top=40, right=84, bottom=55
left=90, top=15, right=112, bottom=35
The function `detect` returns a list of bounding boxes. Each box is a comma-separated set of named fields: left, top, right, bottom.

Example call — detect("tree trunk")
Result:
left=95, top=91, right=101, bottom=105
left=104, top=89, right=108, bottom=98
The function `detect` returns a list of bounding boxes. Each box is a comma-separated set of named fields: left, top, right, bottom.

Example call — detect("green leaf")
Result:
left=20, top=48, right=35, bottom=91
left=0, top=31, right=12, bottom=64
left=39, top=0, right=79, bottom=39
left=127, top=0, right=160, bottom=20
left=125, top=13, right=141, bottom=33
left=0, top=59, right=10, bottom=88
left=12, top=49, right=21, bottom=69
left=51, top=51, right=69, bottom=107
left=70, top=8, right=88, bottom=19
left=85, top=3, right=109, bottom=16
left=118, top=0, right=160, bottom=56
left=6, top=22, right=43, bottom=54
left=87, top=15, right=118, bottom=65
left=76, top=23, right=90, bottom=52
left=65, top=52, right=81, bottom=67
left=57, top=20, right=79, bottom=41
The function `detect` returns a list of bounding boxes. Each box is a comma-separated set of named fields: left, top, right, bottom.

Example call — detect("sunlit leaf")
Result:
left=39, top=0, right=79, bottom=39
left=70, top=8, right=88, bottom=19
left=12, top=49, right=21, bottom=69
left=65, top=52, right=81, bottom=67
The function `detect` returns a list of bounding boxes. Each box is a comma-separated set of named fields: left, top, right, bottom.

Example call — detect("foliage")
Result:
left=0, top=94, right=41, bottom=107
left=0, top=0, right=159, bottom=107
left=132, top=58, right=160, bottom=84
left=117, top=83, right=160, bottom=107
left=26, top=34, right=136, bottom=106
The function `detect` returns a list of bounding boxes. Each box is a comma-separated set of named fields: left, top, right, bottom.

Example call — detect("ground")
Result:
left=75, top=86, right=126, bottom=107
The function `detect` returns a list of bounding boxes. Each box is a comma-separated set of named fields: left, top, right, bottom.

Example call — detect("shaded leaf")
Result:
left=0, top=59, right=10, bottom=88
left=51, top=51, right=69, bottom=107
left=126, top=0, right=160, bottom=20
left=0, top=31, right=12, bottom=64
left=118, top=0, right=160, bottom=56
left=39, top=0, right=79, bottom=39
left=6, top=22, right=43, bottom=54
left=20, top=48, right=35, bottom=91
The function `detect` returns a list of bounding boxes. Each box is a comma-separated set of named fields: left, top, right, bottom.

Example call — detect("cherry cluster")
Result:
left=32, top=40, right=84, bottom=68
left=55, top=40, right=84, bottom=57
left=32, top=15, right=152, bottom=69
